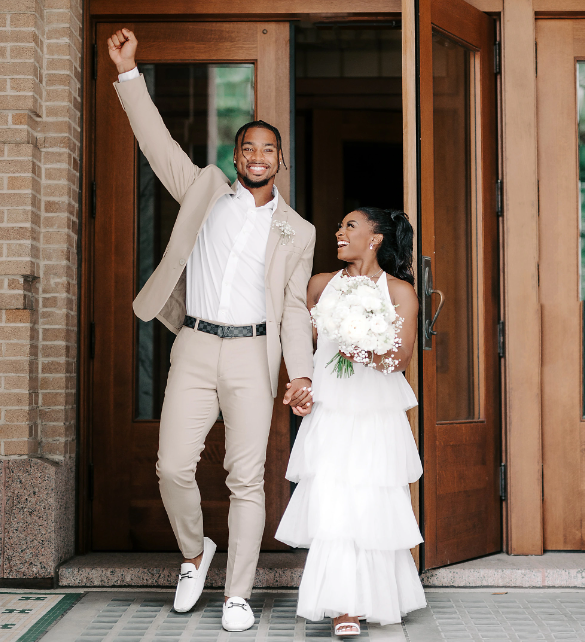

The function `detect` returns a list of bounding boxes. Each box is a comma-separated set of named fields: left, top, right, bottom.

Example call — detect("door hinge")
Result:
left=90, top=321, right=96, bottom=359
left=494, top=41, right=501, bottom=75
left=498, top=320, right=505, bottom=358
left=535, top=40, right=538, bottom=76
left=500, top=463, right=506, bottom=501
left=91, top=180, right=97, bottom=219
left=88, top=462, right=94, bottom=502
left=93, top=43, right=98, bottom=80
left=496, top=179, right=503, bottom=216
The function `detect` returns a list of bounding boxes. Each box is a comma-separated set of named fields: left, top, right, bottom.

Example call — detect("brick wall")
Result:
left=0, top=0, right=81, bottom=461
left=0, top=0, right=80, bottom=576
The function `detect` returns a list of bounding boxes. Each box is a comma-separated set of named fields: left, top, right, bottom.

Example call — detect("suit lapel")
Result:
left=265, top=202, right=290, bottom=281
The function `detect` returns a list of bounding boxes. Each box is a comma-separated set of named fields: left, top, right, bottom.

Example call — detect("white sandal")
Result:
left=334, top=621, right=361, bottom=637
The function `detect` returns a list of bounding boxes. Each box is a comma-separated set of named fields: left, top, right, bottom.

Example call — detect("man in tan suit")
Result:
left=108, top=29, right=315, bottom=630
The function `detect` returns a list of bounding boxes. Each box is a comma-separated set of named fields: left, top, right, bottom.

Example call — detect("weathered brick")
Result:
left=40, top=440, right=70, bottom=456
left=0, top=424, right=32, bottom=439
left=3, top=439, right=38, bottom=456
left=4, top=309, right=33, bottom=324
left=10, top=45, right=35, bottom=60
left=9, top=14, right=36, bottom=28
left=9, top=77, right=35, bottom=93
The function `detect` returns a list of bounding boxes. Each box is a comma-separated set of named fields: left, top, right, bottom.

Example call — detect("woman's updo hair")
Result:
left=356, top=207, right=415, bottom=287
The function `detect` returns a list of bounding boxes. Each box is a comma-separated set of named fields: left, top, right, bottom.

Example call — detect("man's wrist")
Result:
left=116, top=60, right=136, bottom=74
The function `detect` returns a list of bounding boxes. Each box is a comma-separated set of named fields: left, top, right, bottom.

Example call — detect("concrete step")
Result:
left=421, top=552, right=585, bottom=588
left=58, top=550, right=307, bottom=588
left=58, top=550, right=585, bottom=589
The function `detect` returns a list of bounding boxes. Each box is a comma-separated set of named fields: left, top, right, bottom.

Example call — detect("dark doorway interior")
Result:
left=294, top=24, right=403, bottom=274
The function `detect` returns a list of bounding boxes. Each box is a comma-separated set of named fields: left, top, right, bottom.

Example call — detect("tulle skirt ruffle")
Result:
left=275, top=333, right=426, bottom=625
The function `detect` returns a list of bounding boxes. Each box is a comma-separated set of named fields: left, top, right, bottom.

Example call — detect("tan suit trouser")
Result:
left=156, top=325, right=274, bottom=599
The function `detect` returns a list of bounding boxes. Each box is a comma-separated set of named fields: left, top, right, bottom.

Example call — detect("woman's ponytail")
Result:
left=356, top=207, right=415, bottom=286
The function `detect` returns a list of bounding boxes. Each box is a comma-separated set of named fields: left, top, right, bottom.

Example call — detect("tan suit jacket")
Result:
left=114, top=75, right=315, bottom=397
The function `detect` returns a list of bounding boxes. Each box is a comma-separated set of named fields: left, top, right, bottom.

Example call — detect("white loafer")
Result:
left=173, top=537, right=217, bottom=613
left=222, top=596, right=255, bottom=631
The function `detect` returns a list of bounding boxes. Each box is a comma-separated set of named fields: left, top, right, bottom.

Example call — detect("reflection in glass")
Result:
left=432, top=33, right=482, bottom=422
left=135, top=64, right=254, bottom=420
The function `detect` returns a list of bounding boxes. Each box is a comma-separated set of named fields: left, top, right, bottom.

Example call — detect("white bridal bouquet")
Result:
left=310, top=274, right=404, bottom=378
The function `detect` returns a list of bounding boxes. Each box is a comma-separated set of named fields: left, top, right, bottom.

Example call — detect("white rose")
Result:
left=324, top=317, right=338, bottom=336
left=362, top=295, right=382, bottom=313
left=358, top=334, right=378, bottom=352
left=318, top=293, right=338, bottom=313
left=356, top=284, right=375, bottom=299
left=338, top=278, right=350, bottom=292
left=340, top=315, right=369, bottom=344
left=344, top=293, right=361, bottom=307
left=333, top=301, right=352, bottom=319
left=370, top=315, right=388, bottom=334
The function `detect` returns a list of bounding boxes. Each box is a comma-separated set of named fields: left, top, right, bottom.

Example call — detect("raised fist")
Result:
left=107, top=28, right=138, bottom=74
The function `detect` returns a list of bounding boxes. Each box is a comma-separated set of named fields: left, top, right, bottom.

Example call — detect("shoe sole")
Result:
left=174, top=538, right=217, bottom=613
left=222, top=617, right=255, bottom=632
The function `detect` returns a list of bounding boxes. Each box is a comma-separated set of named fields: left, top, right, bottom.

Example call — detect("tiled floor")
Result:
left=40, top=591, right=403, bottom=642
left=403, top=591, right=585, bottom=641
left=38, top=589, right=585, bottom=642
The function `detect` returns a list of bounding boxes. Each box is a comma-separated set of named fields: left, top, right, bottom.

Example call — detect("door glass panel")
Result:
left=135, top=63, right=254, bottom=420
left=432, top=33, right=482, bottom=422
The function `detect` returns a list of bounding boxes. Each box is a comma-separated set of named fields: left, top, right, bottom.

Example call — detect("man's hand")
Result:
left=107, top=28, right=138, bottom=75
left=283, top=377, right=313, bottom=414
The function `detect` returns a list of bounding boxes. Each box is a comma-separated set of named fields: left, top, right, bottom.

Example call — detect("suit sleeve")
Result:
left=280, top=227, right=316, bottom=382
left=113, top=74, right=199, bottom=204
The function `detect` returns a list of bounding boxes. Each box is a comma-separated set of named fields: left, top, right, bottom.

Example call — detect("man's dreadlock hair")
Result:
left=234, top=120, right=287, bottom=170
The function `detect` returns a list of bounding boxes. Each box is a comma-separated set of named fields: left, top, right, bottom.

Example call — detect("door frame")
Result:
left=79, top=0, right=507, bottom=562
left=79, top=1, right=403, bottom=554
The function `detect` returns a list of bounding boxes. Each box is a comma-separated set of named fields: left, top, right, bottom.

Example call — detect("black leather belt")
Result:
left=183, top=316, right=267, bottom=338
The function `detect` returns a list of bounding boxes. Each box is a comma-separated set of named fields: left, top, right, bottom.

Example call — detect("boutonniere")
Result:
left=272, top=220, right=296, bottom=245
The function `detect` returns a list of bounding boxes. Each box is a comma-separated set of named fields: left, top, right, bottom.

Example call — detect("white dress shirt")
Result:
left=119, top=66, right=278, bottom=325
left=185, top=180, right=277, bottom=324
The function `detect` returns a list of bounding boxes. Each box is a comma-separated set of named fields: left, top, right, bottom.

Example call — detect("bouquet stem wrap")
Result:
left=326, top=352, right=355, bottom=378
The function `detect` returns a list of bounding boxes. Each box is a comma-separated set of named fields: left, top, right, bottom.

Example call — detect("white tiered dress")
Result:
left=275, top=271, right=426, bottom=626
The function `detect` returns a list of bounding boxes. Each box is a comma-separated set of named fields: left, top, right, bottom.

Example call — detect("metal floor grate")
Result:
left=69, top=593, right=371, bottom=642
left=403, top=592, right=585, bottom=641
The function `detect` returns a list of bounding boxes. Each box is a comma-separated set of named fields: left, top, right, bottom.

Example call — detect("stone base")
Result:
left=421, top=552, right=585, bottom=587
left=0, top=458, right=74, bottom=580
left=58, top=550, right=308, bottom=588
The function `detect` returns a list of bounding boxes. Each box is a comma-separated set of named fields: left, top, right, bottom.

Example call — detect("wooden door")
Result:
left=419, top=0, right=500, bottom=568
left=537, top=20, right=585, bottom=550
left=91, top=22, right=291, bottom=551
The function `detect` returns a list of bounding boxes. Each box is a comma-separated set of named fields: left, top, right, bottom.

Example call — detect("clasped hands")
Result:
left=283, top=377, right=313, bottom=417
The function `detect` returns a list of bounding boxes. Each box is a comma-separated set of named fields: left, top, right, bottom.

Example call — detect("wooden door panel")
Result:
left=420, top=0, right=500, bottom=569
left=92, top=21, right=291, bottom=551
left=537, top=20, right=585, bottom=550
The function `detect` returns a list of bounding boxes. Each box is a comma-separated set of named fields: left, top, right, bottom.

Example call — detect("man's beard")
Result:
left=239, top=172, right=272, bottom=189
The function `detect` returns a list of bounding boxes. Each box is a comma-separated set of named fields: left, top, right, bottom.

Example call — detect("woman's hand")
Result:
left=339, top=350, right=356, bottom=363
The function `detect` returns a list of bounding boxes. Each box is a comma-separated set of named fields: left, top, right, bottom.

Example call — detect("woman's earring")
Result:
left=369, top=242, right=374, bottom=250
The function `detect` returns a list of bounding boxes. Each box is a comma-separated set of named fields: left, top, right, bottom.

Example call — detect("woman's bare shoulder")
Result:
left=386, top=275, right=418, bottom=307
left=308, top=272, right=339, bottom=305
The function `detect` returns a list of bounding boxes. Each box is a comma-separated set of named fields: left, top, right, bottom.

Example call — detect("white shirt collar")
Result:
left=234, top=179, right=279, bottom=214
